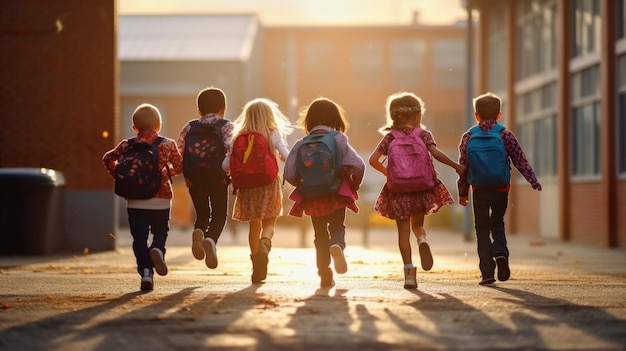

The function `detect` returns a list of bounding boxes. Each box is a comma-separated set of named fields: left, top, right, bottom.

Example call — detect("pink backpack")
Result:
left=386, top=128, right=436, bottom=193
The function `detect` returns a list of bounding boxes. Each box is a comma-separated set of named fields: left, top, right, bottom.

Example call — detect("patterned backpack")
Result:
left=386, top=128, right=436, bottom=193
left=183, top=119, right=228, bottom=186
left=295, top=130, right=343, bottom=199
left=114, top=137, right=164, bottom=199
left=230, top=131, right=279, bottom=191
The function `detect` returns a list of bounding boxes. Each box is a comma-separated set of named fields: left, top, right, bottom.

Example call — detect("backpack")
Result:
left=466, top=124, right=511, bottom=188
left=386, top=128, right=436, bottom=193
left=295, top=130, right=343, bottom=199
left=114, top=137, right=164, bottom=199
left=183, top=119, right=228, bottom=186
left=230, top=131, right=279, bottom=191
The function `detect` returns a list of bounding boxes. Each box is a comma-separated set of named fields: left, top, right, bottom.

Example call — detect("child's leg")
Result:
left=206, top=184, right=229, bottom=243
left=311, top=215, right=331, bottom=274
left=473, top=190, right=496, bottom=281
left=248, top=219, right=262, bottom=254
left=396, top=219, right=412, bottom=265
left=490, top=191, right=509, bottom=258
left=411, top=214, right=433, bottom=271
left=188, top=185, right=211, bottom=233
left=149, top=209, right=170, bottom=276
left=127, top=208, right=151, bottom=274
left=327, top=208, right=347, bottom=274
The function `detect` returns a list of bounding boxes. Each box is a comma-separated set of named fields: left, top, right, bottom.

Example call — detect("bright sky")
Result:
left=118, top=0, right=468, bottom=26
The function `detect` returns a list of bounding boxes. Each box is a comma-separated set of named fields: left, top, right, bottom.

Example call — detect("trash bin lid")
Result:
left=0, top=168, right=65, bottom=186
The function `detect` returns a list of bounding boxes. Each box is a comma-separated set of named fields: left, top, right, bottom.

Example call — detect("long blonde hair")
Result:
left=232, top=98, right=293, bottom=152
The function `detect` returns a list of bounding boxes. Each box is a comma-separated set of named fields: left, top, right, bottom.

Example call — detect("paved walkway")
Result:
left=0, top=226, right=625, bottom=350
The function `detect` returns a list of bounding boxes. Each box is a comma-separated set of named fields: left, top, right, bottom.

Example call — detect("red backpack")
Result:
left=230, top=131, right=279, bottom=191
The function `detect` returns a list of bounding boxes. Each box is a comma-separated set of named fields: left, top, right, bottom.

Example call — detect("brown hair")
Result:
left=197, top=86, right=226, bottom=116
left=473, top=92, right=501, bottom=121
left=298, top=97, right=348, bottom=133
left=132, top=103, right=161, bottom=132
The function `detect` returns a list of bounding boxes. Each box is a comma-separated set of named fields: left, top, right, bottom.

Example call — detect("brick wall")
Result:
left=0, top=1, right=117, bottom=191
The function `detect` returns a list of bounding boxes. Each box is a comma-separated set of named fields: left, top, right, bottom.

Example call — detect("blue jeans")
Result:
left=472, top=190, right=509, bottom=278
left=311, top=208, right=346, bottom=275
left=188, top=184, right=228, bottom=243
left=127, top=208, right=170, bottom=275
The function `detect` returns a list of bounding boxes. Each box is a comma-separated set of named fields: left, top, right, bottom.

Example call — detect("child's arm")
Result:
left=457, top=133, right=470, bottom=206
left=164, top=139, right=183, bottom=176
left=502, top=131, right=542, bottom=190
left=426, top=144, right=465, bottom=176
left=368, top=148, right=387, bottom=177
left=102, top=140, right=126, bottom=178
left=283, top=140, right=300, bottom=186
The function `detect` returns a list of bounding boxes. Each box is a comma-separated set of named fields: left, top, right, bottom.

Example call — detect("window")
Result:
left=351, top=41, right=383, bottom=88
left=618, top=55, right=626, bottom=174
left=487, top=2, right=506, bottom=91
left=391, top=39, right=425, bottom=89
left=302, top=41, right=335, bottom=91
left=516, top=0, right=557, bottom=79
left=572, top=0, right=601, bottom=58
left=432, top=39, right=465, bottom=88
left=516, top=83, right=557, bottom=177
left=570, top=65, right=601, bottom=177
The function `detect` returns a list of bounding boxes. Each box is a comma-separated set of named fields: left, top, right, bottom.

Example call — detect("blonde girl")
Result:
left=223, top=98, right=292, bottom=283
left=368, top=92, right=464, bottom=289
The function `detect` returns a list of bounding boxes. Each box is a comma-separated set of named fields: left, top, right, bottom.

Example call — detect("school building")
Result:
left=466, top=0, right=626, bottom=247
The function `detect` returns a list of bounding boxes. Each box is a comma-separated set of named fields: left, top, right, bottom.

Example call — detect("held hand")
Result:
left=455, top=164, right=466, bottom=177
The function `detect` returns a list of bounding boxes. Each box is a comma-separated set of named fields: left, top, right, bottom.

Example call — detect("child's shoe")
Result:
left=417, top=236, right=433, bottom=271
left=495, top=256, right=510, bottom=281
left=319, top=268, right=335, bottom=287
left=329, top=244, right=347, bottom=274
left=479, top=276, right=496, bottom=285
left=192, top=229, right=205, bottom=260
left=140, top=268, right=153, bottom=291
left=403, top=267, right=417, bottom=289
left=149, top=248, right=168, bottom=276
left=251, top=237, right=271, bottom=283
left=203, top=237, right=218, bottom=269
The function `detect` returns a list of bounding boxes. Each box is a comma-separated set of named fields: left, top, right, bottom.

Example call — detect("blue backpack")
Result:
left=114, top=137, right=164, bottom=199
left=466, top=124, right=510, bottom=188
left=295, top=130, right=342, bottom=199
left=183, top=119, right=229, bottom=186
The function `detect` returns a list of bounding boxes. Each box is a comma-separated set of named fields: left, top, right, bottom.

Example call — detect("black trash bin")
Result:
left=0, top=168, right=66, bottom=255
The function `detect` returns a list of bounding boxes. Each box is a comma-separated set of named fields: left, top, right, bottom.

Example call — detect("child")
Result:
left=223, top=98, right=292, bottom=283
left=368, top=92, right=464, bottom=289
left=177, top=87, right=234, bottom=270
left=284, top=97, right=366, bottom=287
left=102, top=103, right=183, bottom=291
left=457, top=92, right=541, bottom=285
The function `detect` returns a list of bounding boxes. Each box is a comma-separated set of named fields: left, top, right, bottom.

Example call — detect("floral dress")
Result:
left=374, top=127, right=454, bottom=220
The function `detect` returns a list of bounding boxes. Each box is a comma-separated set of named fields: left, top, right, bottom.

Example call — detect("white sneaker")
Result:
left=404, top=267, right=417, bottom=289
left=329, top=244, right=347, bottom=274
left=192, top=229, right=205, bottom=260
left=149, top=248, right=168, bottom=276
left=140, top=268, right=153, bottom=291
left=203, top=238, right=218, bottom=269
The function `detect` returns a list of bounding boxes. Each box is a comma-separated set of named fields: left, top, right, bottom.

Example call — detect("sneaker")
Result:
left=202, top=237, right=218, bottom=269
left=495, top=256, right=510, bottom=281
left=149, top=248, right=168, bottom=276
left=251, top=252, right=269, bottom=283
left=140, top=268, right=153, bottom=291
left=192, top=229, right=205, bottom=260
left=418, top=236, right=433, bottom=271
left=479, top=276, right=496, bottom=285
left=319, top=268, right=335, bottom=287
left=329, top=244, right=348, bottom=274
left=403, top=267, right=417, bottom=289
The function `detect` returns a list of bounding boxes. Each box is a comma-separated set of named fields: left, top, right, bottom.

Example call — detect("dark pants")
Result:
left=127, top=208, right=170, bottom=275
left=311, top=208, right=346, bottom=275
left=472, top=189, right=509, bottom=278
left=188, top=184, right=228, bottom=243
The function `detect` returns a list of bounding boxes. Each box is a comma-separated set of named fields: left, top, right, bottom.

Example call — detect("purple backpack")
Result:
left=386, top=128, right=436, bottom=193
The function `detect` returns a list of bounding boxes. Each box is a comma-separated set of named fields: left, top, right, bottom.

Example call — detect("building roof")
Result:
left=118, top=14, right=259, bottom=61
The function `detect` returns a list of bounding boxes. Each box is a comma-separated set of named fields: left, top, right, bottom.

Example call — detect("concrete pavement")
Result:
left=0, top=225, right=625, bottom=350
